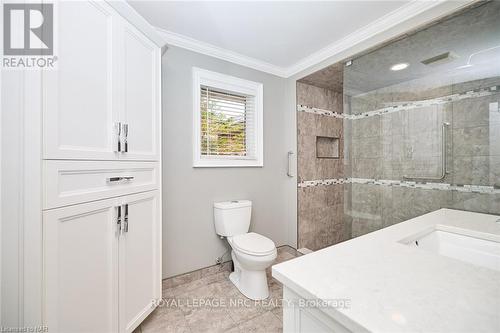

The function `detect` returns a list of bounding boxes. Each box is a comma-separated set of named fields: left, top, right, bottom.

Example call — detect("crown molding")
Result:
left=106, top=0, right=166, bottom=48
left=156, top=0, right=473, bottom=79
left=156, top=28, right=289, bottom=78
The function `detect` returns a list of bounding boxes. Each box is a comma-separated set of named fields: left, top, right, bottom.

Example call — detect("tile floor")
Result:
left=135, top=247, right=299, bottom=333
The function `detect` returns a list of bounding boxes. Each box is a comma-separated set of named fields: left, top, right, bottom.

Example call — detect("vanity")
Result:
left=272, top=209, right=500, bottom=332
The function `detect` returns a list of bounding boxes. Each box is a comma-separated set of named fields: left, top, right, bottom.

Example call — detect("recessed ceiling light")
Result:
left=390, top=63, right=409, bottom=71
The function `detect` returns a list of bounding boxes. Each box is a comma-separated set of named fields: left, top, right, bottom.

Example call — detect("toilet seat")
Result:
left=230, top=232, right=276, bottom=256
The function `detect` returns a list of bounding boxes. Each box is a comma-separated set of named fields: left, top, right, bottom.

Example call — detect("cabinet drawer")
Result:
left=44, top=160, right=159, bottom=209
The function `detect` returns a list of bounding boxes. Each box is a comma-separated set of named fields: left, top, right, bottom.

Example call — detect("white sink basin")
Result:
left=400, top=226, right=500, bottom=272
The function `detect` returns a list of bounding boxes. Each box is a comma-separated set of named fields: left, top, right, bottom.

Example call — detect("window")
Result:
left=193, top=68, right=263, bottom=167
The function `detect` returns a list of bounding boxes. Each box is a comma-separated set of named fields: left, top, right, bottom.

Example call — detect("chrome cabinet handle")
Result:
left=114, top=122, right=122, bottom=152
left=123, top=204, right=129, bottom=233
left=121, top=123, right=129, bottom=153
left=108, top=177, right=122, bottom=183
left=117, top=205, right=122, bottom=233
left=107, top=176, right=135, bottom=183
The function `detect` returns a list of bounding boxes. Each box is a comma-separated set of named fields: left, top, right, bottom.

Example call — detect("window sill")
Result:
left=193, top=158, right=263, bottom=168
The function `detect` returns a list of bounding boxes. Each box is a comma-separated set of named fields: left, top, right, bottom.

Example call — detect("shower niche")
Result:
left=316, top=136, right=340, bottom=159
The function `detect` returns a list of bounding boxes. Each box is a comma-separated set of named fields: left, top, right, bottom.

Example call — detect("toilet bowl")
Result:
left=213, top=200, right=277, bottom=300
left=228, top=232, right=277, bottom=300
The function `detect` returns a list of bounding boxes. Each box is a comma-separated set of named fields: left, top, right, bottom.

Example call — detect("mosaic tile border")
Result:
left=298, top=85, right=499, bottom=120
left=297, top=104, right=344, bottom=118
left=298, top=178, right=347, bottom=188
left=298, top=177, right=500, bottom=194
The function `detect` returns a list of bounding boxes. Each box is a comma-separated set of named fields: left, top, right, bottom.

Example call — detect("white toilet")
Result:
left=214, top=200, right=277, bottom=300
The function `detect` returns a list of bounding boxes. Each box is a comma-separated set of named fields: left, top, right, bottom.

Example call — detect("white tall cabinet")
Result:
left=40, top=1, right=164, bottom=332
left=43, top=1, right=161, bottom=161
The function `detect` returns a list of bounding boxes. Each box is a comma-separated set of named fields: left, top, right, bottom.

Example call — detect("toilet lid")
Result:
left=231, top=232, right=276, bottom=256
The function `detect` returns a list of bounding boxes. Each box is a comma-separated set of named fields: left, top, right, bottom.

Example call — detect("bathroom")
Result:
left=1, top=1, right=499, bottom=333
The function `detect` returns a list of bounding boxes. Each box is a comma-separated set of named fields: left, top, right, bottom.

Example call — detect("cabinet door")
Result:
left=117, top=22, right=161, bottom=161
left=43, top=198, right=120, bottom=333
left=119, top=191, right=161, bottom=332
left=43, top=1, right=120, bottom=160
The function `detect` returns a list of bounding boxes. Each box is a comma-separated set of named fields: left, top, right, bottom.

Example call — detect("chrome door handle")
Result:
left=287, top=151, right=294, bottom=177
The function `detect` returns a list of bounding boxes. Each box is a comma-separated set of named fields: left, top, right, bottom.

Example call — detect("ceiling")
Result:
left=301, top=1, right=500, bottom=96
left=128, top=1, right=412, bottom=76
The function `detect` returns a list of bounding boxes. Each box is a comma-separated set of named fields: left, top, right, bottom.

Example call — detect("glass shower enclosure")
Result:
left=343, top=1, right=500, bottom=238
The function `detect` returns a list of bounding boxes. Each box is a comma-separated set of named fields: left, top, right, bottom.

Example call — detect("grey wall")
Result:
left=161, top=46, right=296, bottom=278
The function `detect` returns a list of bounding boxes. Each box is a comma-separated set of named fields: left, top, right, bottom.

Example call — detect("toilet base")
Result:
left=229, top=252, right=271, bottom=300
left=229, top=270, right=269, bottom=301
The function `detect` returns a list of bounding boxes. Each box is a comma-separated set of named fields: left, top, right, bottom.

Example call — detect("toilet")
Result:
left=214, top=200, right=277, bottom=300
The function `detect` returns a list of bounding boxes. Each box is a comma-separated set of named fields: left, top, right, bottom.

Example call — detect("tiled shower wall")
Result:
left=296, top=82, right=347, bottom=250
left=345, top=77, right=500, bottom=237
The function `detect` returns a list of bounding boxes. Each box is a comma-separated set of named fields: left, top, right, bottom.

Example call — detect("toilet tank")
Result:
left=213, top=200, right=252, bottom=236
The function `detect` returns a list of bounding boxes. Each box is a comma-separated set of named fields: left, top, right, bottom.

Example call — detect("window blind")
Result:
left=200, top=86, right=255, bottom=158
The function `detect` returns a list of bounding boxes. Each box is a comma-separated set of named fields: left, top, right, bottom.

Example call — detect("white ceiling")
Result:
left=128, top=1, right=413, bottom=76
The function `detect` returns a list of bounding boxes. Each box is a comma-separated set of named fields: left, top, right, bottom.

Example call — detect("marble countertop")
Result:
left=272, top=209, right=500, bottom=333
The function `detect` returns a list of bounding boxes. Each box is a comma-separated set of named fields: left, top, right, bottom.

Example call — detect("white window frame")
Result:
left=192, top=67, right=263, bottom=167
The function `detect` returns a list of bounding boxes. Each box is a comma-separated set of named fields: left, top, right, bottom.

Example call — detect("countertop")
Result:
left=272, top=209, right=500, bottom=333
